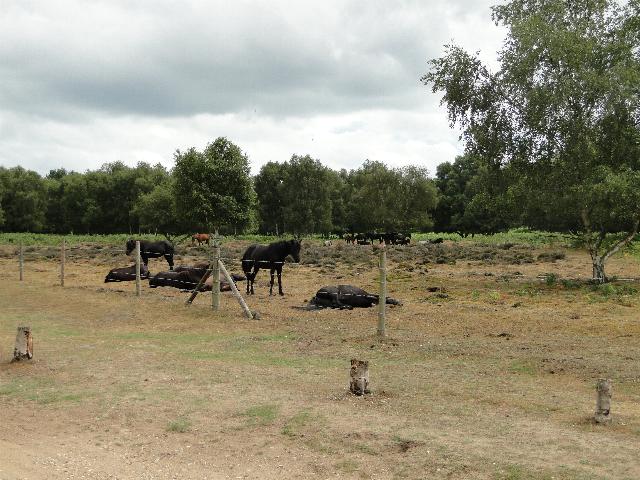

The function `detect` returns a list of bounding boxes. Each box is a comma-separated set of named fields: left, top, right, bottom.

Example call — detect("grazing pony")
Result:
left=191, top=233, right=210, bottom=245
left=126, top=239, right=174, bottom=270
left=241, top=239, right=302, bottom=295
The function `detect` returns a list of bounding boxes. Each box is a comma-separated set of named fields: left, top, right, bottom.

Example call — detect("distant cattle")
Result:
left=324, top=240, right=333, bottom=247
left=104, top=264, right=150, bottom=283
left=305, top=285, right=402, bottom=309
left=126, top=239, right=174, bottom=270
left=192, top=233, right=210, bottom=246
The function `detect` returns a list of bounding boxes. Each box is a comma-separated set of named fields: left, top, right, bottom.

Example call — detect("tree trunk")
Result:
left=594, top=378, right=612, bottom=424
left=13, top=326, right=33, bottom=361
left=592, top=256, right=606, bottom=284
left=349, top=359, right=370, bottom=396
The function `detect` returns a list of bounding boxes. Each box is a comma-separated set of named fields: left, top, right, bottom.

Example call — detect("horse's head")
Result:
left=125, top=239, right=136, bottom=255
left=289, top=239, right=302, bottom=263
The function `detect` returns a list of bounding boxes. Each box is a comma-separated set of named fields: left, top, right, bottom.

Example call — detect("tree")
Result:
left=280, top=155, right=333, bottom=235
left=132, top=180, right=184, bottom=235
left=434, top=154, right=511, bottom=236
left=173, top=138, right=255, bottom=233
left=345, top=161, right=437, bottom=232
left=423, top=0, right=640, bottom=282
left=0, top=167, right=47, bottom=232
left=254, top=162, right=286, bottom=234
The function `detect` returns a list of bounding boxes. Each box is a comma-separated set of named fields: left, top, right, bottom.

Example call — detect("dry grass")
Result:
left=0, top=240, right=639, bottom=479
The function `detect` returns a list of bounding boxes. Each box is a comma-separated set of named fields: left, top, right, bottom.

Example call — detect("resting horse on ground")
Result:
left=149, top=263, right=245, bottom=291
left=305, top=285, right=402, bottom=310
left=126, top=239, right=174, bottom=270
left=242, top=239, right=302, bottom=295
left=104, top=264, right=150, bottom=282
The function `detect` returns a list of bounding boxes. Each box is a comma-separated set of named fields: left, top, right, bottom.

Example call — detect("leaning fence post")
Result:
left=377, top=247, right=387, bottom=336
left=19, top=243, right=24, bottom=281
left=60, top=238, right=66, bottom=287
left=219, top=260, right=254, bottom=319
left=211, top=232, right=220, bottom=311
left=135, top=240, right=141, bottom=297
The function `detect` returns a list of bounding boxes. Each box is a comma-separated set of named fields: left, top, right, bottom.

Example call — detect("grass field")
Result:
left=0, top=238, right=639, bottom=479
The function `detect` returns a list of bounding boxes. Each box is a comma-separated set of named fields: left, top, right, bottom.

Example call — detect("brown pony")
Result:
left=191, top=233, right=210, bottom=245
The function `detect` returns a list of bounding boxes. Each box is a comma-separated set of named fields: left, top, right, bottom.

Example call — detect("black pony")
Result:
left=241, top=239, right=301, bottom=295
left=125, top=239, right=174, bottom=270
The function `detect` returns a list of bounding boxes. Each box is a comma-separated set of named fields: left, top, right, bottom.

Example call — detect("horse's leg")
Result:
left=269, top=266, right=275, bottom=296
left=277, top=265, right=283, bottom=296
left=250, top=266, right=259, bottom=295
left=166, top=253, right=174, bottom=271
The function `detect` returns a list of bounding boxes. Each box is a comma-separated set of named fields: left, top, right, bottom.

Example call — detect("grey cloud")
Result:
left=1, top=0, right=498, bottom=119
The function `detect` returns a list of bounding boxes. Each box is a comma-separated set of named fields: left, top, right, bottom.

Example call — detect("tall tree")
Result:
left=423, top=0, right=640, bottom=281
left=254, top=162, right=286, bottom=234
left=280, top=155, right=333, bottom=235
left=0, top=167, right=47, bottom=232
left=173, top=138, right=255, bottom=232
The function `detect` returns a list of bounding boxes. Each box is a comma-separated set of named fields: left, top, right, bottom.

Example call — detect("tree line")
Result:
left=0, top=137, right=508, bottom=237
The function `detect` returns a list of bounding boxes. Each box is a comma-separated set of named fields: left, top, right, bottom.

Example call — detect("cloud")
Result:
left=0, top=0, right=503, bottom=174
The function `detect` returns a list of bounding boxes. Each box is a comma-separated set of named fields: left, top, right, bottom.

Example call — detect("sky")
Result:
left=0, top=0, right=506, bottom=176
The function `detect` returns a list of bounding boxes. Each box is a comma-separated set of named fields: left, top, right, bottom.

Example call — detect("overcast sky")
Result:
left=0, top=0, right=505, bottom=176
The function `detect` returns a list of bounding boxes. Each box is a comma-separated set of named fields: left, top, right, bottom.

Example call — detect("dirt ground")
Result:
left=0, top=240, right=639, bottom=479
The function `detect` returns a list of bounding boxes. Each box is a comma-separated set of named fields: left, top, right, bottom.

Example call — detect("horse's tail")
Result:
left=165, top=241, right=175, bottom=255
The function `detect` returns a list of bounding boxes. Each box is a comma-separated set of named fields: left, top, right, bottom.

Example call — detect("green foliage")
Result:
left=173, top=137, right=255, bottom=233
left=166, top=417, right=191, bottom=433
left=0, top=166, right=48, bottom=232
left=424, top=0, right=640, bottom=280
left=345, top=160, right=437, bottom=232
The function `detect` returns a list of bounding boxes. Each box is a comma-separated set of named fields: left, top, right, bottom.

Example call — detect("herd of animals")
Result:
left=105, top=236, right=406, bottom=309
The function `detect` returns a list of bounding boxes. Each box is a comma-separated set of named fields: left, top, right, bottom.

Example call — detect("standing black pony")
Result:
left=242, top=239, right=301, bottom=295
left=125, top=239, right=175, bottom=270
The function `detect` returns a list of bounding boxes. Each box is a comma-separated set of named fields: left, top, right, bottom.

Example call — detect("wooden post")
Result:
left=60, top=238, right=66, bottom=287
left=349, top=359, right=370, bottom=395
left=377, top=247, right=387, bottom=336
left=211, top=232, right=220, bottom=311
left=219, top=260, right=254, bottom=319
left=19, top=243, right=24, bottom=281
left=135, top=240, right=141, bottom=297
left=594, top=378, right=612, bottom=424
left=185, top=266, right=213, bottom=305
left=12, top=326, right=33, bottom=362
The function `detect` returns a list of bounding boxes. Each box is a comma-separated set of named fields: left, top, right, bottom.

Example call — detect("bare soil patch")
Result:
left=1, top=240, right=639, bottom=479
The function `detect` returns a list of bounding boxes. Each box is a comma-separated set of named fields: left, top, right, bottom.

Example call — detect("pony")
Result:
left=241, top=239, right=302, bottom=295
left=125, top=239, right=174, bottom=270
left=191, top=233, right=210, bottom=245
left=306, top=285, right=402, bottom=309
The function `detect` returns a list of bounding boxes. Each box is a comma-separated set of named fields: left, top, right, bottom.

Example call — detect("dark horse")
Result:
left=126, top=239, right=174, bottom=270
left=242, top=239, right=301, bottom=295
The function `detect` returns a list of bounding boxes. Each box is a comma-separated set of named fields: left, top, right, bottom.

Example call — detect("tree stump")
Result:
left=12, top=326, right=33, bottom=362
left=349, top=359, right=370, bottom=396
left=594, top=378, right=612, bottom=424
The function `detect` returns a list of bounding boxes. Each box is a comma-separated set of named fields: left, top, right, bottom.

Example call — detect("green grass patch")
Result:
left=241, top=404, right=279, bottom=426
left=166, top=416, right=192, bottom=433
left=0, top=377, right=89, bottom=405
left=509, top=360, right=537, bottom=375
left=282, top=410, right=313, bottom=437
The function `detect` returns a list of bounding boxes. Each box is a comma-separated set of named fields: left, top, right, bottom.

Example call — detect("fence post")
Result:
left=60, top=239, right=66, bottom=287
left=19, top=243, right=24, bottom=281
left=135, top=240, right=141, bottom=297
left=219, top=260, right=254, bottom=319
left=211, top=238, right=220, bottom=311
left=377, top=247, right=386, bottom=337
